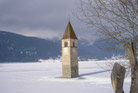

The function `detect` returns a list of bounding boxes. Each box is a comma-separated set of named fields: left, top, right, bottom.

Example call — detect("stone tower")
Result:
left=62, top=21, right=78, bottom=78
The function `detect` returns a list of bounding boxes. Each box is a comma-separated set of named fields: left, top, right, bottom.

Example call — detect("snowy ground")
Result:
left=0, top=60, right=131, bottom=93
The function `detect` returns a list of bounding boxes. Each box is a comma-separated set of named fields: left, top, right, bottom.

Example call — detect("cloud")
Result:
left=0, top=0, right=100, bottom=44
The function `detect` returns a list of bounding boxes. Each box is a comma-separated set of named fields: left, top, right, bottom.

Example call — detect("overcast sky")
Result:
left=0, top=0, right=100, bottom=44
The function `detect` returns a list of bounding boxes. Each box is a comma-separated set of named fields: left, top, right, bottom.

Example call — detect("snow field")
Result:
left=0, top=60, right=131, bottom=93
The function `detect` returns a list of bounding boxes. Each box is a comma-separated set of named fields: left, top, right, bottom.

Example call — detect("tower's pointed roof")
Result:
left=62, top=21, right=78, bottom=40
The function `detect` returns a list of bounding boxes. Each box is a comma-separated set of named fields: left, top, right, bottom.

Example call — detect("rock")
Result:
left=111, top=62, right=126, bottom=93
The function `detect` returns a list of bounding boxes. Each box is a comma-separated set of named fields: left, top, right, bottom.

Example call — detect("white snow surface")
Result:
left=0, top=60, right=131, bottom=93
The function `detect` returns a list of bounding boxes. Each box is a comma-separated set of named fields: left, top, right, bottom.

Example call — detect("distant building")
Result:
left=62, top=21, right=78, bottom=78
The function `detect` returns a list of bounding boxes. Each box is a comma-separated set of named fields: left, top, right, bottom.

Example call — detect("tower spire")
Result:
left=62, top=21, right=77, bottom=39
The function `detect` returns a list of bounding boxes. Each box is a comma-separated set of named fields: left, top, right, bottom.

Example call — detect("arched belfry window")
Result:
left=64, top=42, right=68, bottom=47
left=73, top=42, right=75, bottom=47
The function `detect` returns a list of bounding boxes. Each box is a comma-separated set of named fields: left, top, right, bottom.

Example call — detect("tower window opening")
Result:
left=64, top=42, right=68, bottom=47
left=73, top=42, right=75, bottom=47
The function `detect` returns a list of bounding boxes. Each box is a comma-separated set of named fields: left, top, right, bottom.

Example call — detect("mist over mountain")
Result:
left=0, top=31, right=124, bottom=62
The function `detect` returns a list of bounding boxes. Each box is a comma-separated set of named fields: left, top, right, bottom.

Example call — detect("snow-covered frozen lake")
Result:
left=0, top=60, right=131, bottom=93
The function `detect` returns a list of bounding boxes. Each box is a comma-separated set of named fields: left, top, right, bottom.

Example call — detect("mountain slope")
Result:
left=0, top=31, right=124, bottom=62
left=0, top=31, right=61, bottom=62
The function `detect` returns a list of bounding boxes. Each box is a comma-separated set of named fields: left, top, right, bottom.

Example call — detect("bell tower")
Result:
left=62, top=21, right=78, bottom=78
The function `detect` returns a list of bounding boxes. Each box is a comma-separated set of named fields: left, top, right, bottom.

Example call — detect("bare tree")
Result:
left=77, top=0, right=138, bottom=92
left=77, top=0, right=138, bottom=43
